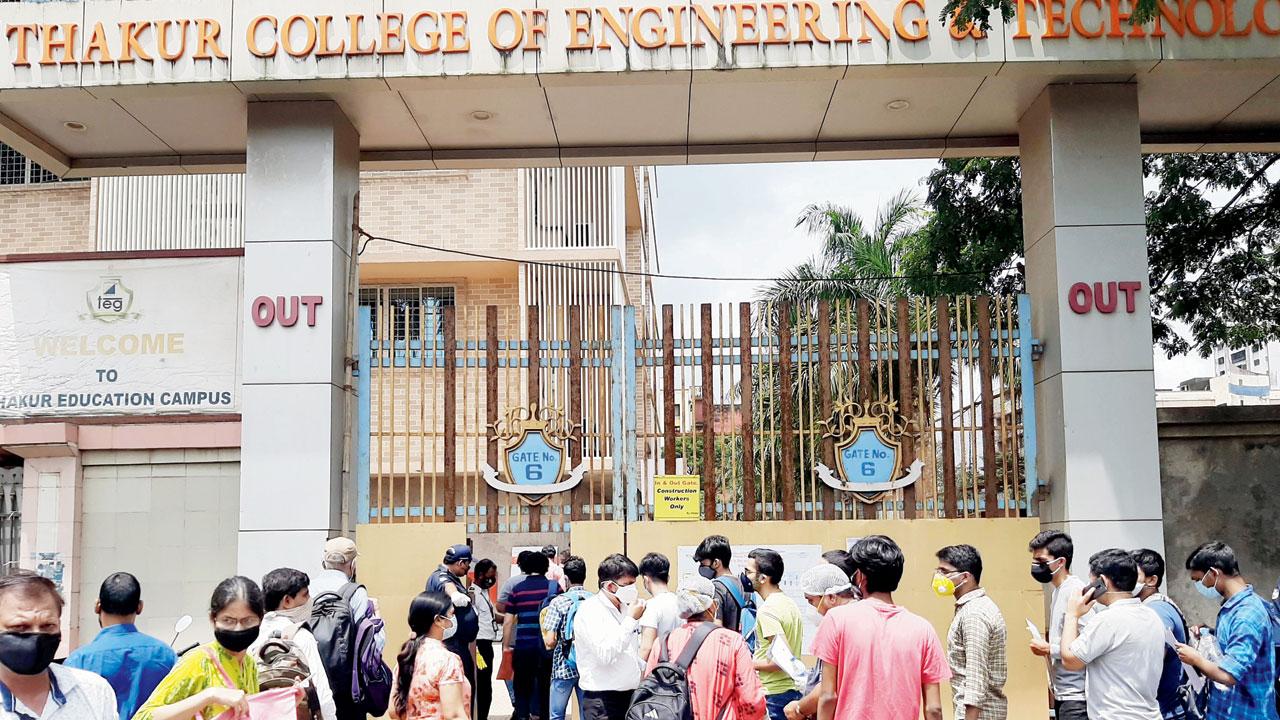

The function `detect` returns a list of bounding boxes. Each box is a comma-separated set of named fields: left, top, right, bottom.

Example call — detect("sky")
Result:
left=649, top=160, right=1213, bottom=389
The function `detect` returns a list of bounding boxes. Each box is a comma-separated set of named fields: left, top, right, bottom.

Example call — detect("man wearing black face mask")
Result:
left=694, top=535, right=742, bottom=636
left=1028, top=530, right=1090, bottom=720
left=0, top=571, right=117, bottom=720
left=470, top=559, right=503, bottom=720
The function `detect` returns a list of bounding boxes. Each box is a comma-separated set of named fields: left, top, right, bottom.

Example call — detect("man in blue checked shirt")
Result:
left=66, top=573, right=175, bottom=720
left=1175, top=542, right=1279, bottom=720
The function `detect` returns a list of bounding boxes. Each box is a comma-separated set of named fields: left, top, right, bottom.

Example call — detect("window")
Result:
left=0, top=143, right=61, bottom=185
left=1217, top=357, right=1225, bottom=365
left=1230, top=350, right=1246, bottom=365
left=358, top=286, right=456, bottom=342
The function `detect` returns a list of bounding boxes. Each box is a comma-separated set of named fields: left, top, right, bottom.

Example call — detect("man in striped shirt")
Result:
left=936, top=544, right=1008, bottom=720
left=505, top=550, right=560, bottom=720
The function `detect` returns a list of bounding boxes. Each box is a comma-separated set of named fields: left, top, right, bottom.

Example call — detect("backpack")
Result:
left=556, top=588, right=593, bottom=674
left=310, top=582, right=393, bottom=718
left=626, top=623, right=729, bottom=720
left=255, top=625, right=320, bottom=720
left=715, top=576, right=758, bottom=652
left=1161, top=596, right=1209, bottom=720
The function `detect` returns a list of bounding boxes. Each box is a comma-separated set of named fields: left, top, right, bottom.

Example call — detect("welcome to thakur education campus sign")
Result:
left=3, top=0, right=1278, bottom=89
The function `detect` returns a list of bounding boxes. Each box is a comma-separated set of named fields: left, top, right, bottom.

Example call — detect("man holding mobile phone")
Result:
left=1060, top=549, right=1166, bottom=720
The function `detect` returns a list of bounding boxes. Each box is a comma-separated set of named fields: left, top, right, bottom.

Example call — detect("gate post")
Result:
left=623, top=306, right=639, bottom=522
left=610, top=306, right=625, bottom=521
left=1016, top=294, right=1038, bottom=513
left=356, top=305, right=372, bottom=525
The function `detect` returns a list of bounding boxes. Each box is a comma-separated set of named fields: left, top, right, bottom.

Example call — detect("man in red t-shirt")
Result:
left=814, top=535, right=950, bottom=720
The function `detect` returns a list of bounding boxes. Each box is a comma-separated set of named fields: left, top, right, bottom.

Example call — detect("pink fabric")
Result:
left=201, top=648, right=298, bottom=720
left=644, top=623, right=766, bottom=720
left=394, top=638, right=472, bottom=720
left=811, top=599, right=951, bottom=720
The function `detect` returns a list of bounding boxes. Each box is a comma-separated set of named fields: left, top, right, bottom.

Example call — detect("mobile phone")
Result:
left=1082, top=578, right=1106, bottom=601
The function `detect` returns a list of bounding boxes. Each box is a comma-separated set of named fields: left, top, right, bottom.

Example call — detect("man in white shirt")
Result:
left=572, top=553, right=646, bottom=720
left=256, top=568, right=337, bottom=720
left=0, top=572, right=118, bottom=720
left=1028, top=530, right=1090, bottom=720
left=637, top=553, right=681, bottom=661
left=1061, top=548, right=1165, bottom=720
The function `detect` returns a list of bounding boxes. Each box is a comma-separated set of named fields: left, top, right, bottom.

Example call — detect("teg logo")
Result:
left=251, top=295, right=324, bottom=327
left=1067, top=281, right=1142, bottom=315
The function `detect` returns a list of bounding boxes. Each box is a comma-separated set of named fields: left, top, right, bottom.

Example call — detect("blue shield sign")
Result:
left=839, top=430, right=899, bottom=486
left=504, top=430, right=565, bottom=487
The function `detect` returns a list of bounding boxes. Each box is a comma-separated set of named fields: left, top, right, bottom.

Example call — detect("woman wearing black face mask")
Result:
left=134, top=576, right=266, bottom=720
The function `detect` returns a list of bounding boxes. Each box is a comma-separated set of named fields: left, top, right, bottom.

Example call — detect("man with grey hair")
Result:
left=309, top=536, right=386, bottom=720
left=784, top=564, right=859, bottom=720
left=643, top=575, right=767, bottom=720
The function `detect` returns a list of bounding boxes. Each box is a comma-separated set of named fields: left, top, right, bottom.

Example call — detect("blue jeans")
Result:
left=766, top=690, right=802, bottom=720
left=549, top=677, right=583, bottom=720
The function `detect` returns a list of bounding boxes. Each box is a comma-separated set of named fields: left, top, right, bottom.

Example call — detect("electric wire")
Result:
left=355, top=227, right=987, bottom=284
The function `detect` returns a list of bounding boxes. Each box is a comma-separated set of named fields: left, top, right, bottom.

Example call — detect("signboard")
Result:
left=676, top=543, right=824, bottom=653
left=653, top=475, right=701, bottom=521
left=815, top=400, right=924, bottom=499
left=482, top=404, right=587, bottom=502
left=0, top=257, right=242, bottom=418
left=2, top=0, right=1278, bottom=93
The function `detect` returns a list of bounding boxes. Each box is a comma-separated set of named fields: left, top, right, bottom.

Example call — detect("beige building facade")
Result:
left=0, top=158, right=657, bottom=646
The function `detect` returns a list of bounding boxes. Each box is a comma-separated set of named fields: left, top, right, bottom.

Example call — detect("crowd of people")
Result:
left=0, top=532, right=1276, bottom=720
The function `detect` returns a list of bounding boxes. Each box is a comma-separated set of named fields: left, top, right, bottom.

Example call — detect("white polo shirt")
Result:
left=571, top=592, right=645, bottom=693
left=1067, top=597, right=1164, bottom=720
left=0, top=663, right=118, bottom=720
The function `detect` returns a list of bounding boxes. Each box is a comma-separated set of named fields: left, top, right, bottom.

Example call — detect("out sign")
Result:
left=1067, top=281, right=1142, bottom=315
left=252, top=295, right=323, bottom=327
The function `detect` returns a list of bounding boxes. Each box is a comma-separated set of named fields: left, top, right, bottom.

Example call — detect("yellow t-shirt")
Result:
left=134, top=642, right=260, bottom=720
left=753, top=592, right=804, bottom=695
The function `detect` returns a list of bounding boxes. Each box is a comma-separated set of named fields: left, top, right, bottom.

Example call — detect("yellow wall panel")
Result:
left=356, top=522, right=468, bottom=673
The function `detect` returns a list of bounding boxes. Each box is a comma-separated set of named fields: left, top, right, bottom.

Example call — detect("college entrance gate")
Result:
left=355, top=294, right=1036, bottom=529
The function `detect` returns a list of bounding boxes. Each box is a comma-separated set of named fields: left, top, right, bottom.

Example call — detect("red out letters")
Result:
left=1067, top=281, right=1141, bottom=314
left=252, top=295, right=324, bottom=327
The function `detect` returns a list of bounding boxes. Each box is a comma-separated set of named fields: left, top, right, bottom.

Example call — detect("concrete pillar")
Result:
left=1019, top=84, right=1165, bottom=567
left=239, top=101, right=359, bottom=582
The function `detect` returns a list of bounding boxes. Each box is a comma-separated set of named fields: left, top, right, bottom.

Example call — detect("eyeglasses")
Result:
left=214, top=616, right=261, bottom=631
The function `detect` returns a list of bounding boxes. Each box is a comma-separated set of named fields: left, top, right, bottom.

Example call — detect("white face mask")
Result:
left=611, top=583, right=639, bottom=606
left=278, top=601, right=313, bottom=624
left=439, top=615, right=456, bottom=640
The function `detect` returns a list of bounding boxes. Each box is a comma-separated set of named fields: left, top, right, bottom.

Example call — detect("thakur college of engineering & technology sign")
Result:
left=2, top=0, right=1278, bottom=91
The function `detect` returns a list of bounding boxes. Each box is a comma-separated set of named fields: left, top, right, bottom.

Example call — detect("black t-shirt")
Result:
left=713, top=577, right=742, bottom=633
left=427, top=566, right=479, bottom=645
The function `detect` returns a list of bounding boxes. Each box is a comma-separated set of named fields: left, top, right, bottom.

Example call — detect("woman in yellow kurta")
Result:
left=134, top=576, right=265, bottom=720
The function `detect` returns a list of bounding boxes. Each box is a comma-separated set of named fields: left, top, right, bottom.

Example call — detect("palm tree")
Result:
left=758, top=189, right=927, bottom=307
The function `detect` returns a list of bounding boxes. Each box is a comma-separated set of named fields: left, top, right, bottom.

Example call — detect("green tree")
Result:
left=943, top=0, right=1158, bottom=42
left=758, top=189, right=927, bottom=307
left=901, top=153, right=1280, bottom=357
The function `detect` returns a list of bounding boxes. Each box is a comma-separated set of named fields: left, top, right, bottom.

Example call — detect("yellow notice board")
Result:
left=653, top=475, right=702, bottom=521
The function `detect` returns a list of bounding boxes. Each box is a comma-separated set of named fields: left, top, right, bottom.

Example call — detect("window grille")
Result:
left=358, top=286, right=457, bottom=342
left=0, top=143, right=61, bottom=186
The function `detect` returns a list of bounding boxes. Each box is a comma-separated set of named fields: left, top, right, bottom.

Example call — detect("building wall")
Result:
left=358, top=170, right=520, bottom=261
left=1158, top=405, right=1280, bottom=624
left=0, top=182, right=93, bottom=255
left=78, top=449, right=240, bottom=647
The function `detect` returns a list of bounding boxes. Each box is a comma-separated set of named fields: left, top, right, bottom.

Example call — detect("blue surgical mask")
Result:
left=1194, top=570, right=1223, bottom=601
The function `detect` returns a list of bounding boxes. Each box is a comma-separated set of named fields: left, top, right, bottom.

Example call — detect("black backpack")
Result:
left=310, top=582, right=393, bottom=718
left=626, top=623, right=729, bottom=720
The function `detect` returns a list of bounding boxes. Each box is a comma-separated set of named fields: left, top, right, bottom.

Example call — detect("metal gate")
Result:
left=0, top=466, right=21, bottom=572
left=356, top=296, right=1037, bottom=532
